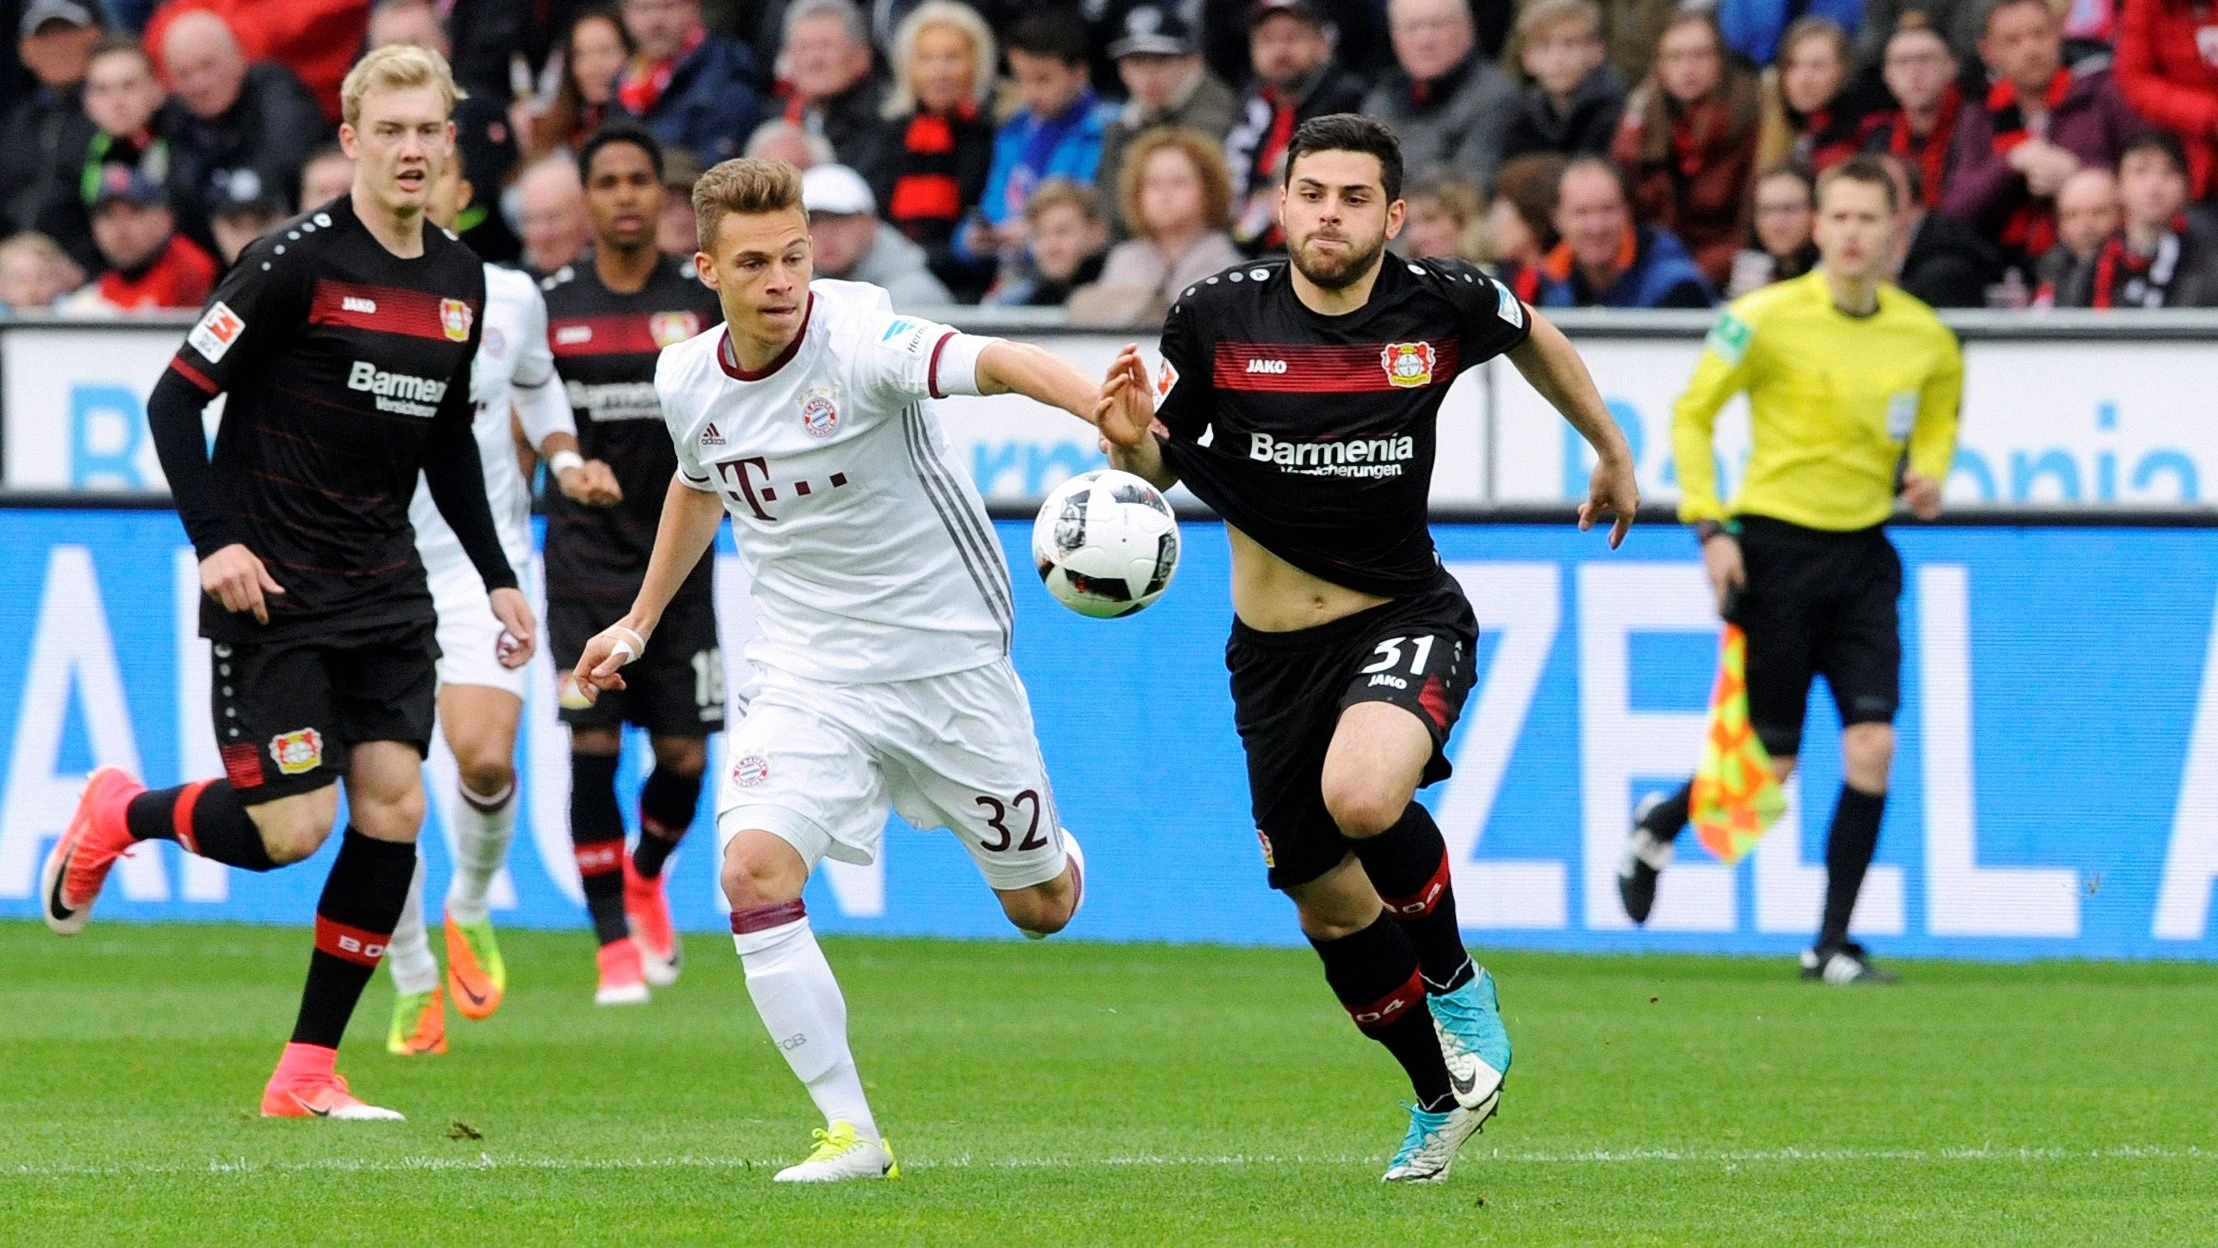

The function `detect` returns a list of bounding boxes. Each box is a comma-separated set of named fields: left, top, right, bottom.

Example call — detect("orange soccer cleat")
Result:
left=41, top=766, right=146, bottom=935
left=623, top=854, right=682, bottom=987
left=443, top=910, right=507, bottom=1020
left=594, top=938, right=650, bottom=1006
left=260, top=1044, right=404, bottom=1120
left=386, top=985, right=448, bottom=1055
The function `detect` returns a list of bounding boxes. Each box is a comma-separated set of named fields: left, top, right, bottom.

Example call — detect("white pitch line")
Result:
left=4, top=1145, right=2212, bottom=1180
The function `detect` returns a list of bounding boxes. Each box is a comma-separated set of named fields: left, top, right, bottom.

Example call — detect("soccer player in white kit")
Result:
left=384, top=153, right=623, bottom=1054
left=571, top=158, right=1136, bottom=1182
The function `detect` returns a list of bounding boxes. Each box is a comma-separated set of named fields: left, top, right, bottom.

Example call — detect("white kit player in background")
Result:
left=570, top=158, right=1149, bottom=1182
left=384, top=157, right=623, bottom=1055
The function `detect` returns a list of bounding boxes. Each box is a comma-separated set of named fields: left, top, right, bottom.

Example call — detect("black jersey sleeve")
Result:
left=1152, top=294, right=1214, bottom=443
left=420, top=313, right=520, bottom=594
left=1428, top=257, right=1532, bottom=368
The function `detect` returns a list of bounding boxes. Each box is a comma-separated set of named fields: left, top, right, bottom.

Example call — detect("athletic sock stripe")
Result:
left=901, top=406, right=1014, bottom=647
left=171, top=780, right=211, bottom=853
left=313, top=916, right=393, bottom=967
left=731, top=898, right=806, bottom=933
left=1343, top=969, right=1427, bottom=1033
left=1380, top=851, right=1453, bottom=918
left=459, top=780, right=515, bottom=814
left=573, top=839, right=624, bottom=876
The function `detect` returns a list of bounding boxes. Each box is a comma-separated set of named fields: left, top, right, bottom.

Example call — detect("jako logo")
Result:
left=341, top=295, right=377, bottom=315
left=1245, top=358, right=1288, bottom=374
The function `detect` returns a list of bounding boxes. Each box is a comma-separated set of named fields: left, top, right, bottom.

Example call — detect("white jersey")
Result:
left=657, top=279, right=1011, bottom=684
left=411, top=264, right=570, bottom=577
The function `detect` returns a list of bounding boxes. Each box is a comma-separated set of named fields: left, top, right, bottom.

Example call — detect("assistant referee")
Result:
left=1617, top=154, right=1961, bottom=985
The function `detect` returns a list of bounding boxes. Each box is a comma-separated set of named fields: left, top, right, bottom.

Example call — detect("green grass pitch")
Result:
left=3, top=923, right=2213, bottom=1246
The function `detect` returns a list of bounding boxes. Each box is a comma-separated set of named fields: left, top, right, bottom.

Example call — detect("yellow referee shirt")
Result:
left=1673, top=269, right=1962, bottom=532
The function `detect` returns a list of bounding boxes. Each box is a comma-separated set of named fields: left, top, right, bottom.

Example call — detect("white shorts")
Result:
left=426, top=549, right=528, bottom=699
left=717, top=658, right=1070, bottom=892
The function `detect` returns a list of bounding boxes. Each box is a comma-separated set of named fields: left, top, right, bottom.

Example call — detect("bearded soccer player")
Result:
left=571, top=157, right=1117, bottom=1181
left=1096, top=114, right=1639, bottom=1183
left=383, top=148, right=625, bottom=1056
left=1619, top=156, right=1961, bottom=985
left=541, top=124, right=726, bottom=1004
left=40, top=45, right=532, bottom=1120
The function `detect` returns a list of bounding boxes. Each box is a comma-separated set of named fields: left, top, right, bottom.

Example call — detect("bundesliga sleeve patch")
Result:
left=187, top=301, right=245, bottom=362
left=1155, top=357, right=1179, bottom=403
left=1493, top=278, right=1525, bottom=329
left=1707, top=311, right=1752, bottom=366
left=880, top=317, right=932, bottom=355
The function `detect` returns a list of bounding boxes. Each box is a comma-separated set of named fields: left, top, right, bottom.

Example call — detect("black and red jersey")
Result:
left=1153, top=255, right=1531, bottom=597
left=161, top=194, right=504, bottom=642
left=539, top=251, right=723, bottom=607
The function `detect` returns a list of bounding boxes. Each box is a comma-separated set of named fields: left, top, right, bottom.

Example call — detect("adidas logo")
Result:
left=702, top=421, right=725, bottom=447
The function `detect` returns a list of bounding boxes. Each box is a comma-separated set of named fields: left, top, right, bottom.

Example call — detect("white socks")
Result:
left=387, top=857, right=442, bottom=996
left=444, top=778, right=516, bottom=927
left=732, top=904, right=878, bottom=1141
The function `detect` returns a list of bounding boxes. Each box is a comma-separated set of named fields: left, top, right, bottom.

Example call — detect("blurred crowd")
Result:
left=4, top=0, right=2217, bottom=322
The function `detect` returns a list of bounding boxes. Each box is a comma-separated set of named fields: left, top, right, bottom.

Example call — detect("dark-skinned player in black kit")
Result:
left=39, top=45, right=535, bottom=1120
left=1096, top=115, right=1640, bottom=1183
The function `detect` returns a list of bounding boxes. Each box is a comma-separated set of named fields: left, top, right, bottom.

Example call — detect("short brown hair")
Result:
left=1817, top=154, right=1898, bottom=213
left=1117, top=127, right=1233, bottom=241
left=1517, top=0, right=1601, bottom=43
left=691, top=157, right=805, bottom=251
left=341, top=44, right=463, bottom=129
left=1025, top=177, right=1102, bottom=225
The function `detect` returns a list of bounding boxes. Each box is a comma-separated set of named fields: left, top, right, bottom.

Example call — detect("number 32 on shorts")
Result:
left=974, top=790, right=1049, bottom=853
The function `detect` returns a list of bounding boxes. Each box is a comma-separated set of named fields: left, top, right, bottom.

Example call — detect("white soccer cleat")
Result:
left=1382, top=1100, right=1496, bottom=1183
left=773, top=1121, right=899, bottom=1183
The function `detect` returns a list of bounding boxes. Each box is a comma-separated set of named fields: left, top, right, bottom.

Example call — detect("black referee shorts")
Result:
left=209, top=620, right=441, bottom=805
left=1728, top=515, right=1903, bottom=759
left=550, top=593, right=725, bottom=737
left=1226, top=573, right=1478, bottom=892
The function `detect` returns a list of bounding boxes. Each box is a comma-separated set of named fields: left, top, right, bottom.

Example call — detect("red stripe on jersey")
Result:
left=1211, top=340, right=1462, bottom=392
left=220, top=742, right=262, bottom=788
left=314, top=916, right=392, bottom=966
left=308, top=280, right=471, bottom=342
left=169, top=357, right=217, bottom=393
left=550, top=314, right=663, bottom=358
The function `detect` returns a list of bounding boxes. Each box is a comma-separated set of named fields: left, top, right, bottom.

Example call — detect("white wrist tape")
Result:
left=607, top=624, right=646, bottom=664
left=548, top=449, right=585, bottom=476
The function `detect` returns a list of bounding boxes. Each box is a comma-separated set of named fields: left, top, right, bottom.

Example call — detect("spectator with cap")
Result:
left=2059, top=132, right=2218, bottom=306
left=206, top=177, right=281, bottom=264
left=514, top=7, right=636, bottom=166
left=776, top=0, right=886, bottom=167
left=1199, top=0, right=1389, bottom=88
left=1856, top=0, right=1992, bottom=70
left=1223, top=0, right=1367, bottom=254
left=516, top=154, right=592, bottom=276
left=1363, top=0, right=1519, bottom=189
left=1877, top=151, right=1999, bottom=306
left=60, top=162, right=214, bottom=310
left=2033, top=165, right=2120, bottom=302
left=1487, top=150, right=1564, bottom=303
left=2112, top=0, right=2218, bottom=204
left=159, top=9, right=324, bottom=237
left=1726, top=165, right=1819, bottom=296
left=367, top=0, right=521, bottom=263
left=656, top=146, right=702, bottom=257
left=1096, top=4, right=1239, bottom=237
left=1503, top=0, right=1626, bottom=163
left=861, top=0, right=997, bottom=300
left=802, top=161, right=953, bottom=305
left=1611, top=11, right=1760, bottom=290
left=1068, top=126, right=1241, bottom=325
left=1945, top=0, right=2143, bottom=276
left=983, top=177, right=1108, bottom=306
left=35, top=35, right=193, bottom=274
left=0, top=231, right=80, bottom=311
left=614, top=0, right=766, bottom=167
left=744, top=116, right=836, bottom=167
left=1755, top=17, right=1870, bottom=176
left=1535, top=154, right=1714, bottom=307
left=297, top=142, right=352, bottom=212
left=1859, top=20, right=1964, bottom=209
left=2, top=0, right=104, bottom=235
left=959, top=11, right=1117, bottom=271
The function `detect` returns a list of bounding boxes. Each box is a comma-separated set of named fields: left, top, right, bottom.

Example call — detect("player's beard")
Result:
left=1288, top=227, right=1387, bottom=291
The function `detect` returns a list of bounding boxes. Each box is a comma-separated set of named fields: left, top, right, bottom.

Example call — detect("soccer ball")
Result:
left=1032, top=469, right=1180, bottom=618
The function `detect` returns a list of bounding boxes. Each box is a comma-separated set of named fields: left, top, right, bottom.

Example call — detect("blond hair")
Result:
left=1117, top=127, right=1233, bottom=242
left=692, top=157, right=805, bottom=251
left=882, top=0, right=997, bottom=119
left=340, top=44, right=464, bottom=129
left=1516, top=0, right=1601, bottom=42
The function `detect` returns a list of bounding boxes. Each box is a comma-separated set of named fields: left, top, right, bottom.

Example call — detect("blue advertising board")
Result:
left=1, top=510, right=2215, bottom=961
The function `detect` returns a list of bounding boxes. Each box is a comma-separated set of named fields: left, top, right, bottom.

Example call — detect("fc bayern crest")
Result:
left=733, top=755, right=771, bottom=787
left=440, top=298, right=473, bottom=342
left=650, top=310, right=701, bottom=348
left=1381, top=341, right=1435, bottom=388
left=800, top=386, right=840, bottom=438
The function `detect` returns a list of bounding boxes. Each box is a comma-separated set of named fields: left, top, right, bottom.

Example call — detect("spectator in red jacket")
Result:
left=62, top=164, right=214, bottom=311
left=1944, top=0, right=2145, bottom=268
left=1610, top=10, right=1761, bottom=288
left=2112, top=0, right=2218, bottom=201
left=1860, top=20, right=1964, bottom=208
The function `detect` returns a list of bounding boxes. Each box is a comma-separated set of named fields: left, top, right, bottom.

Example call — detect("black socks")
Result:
left=292, top=829, right=415, bottom=1048
left=1351, top=804, right=1475, bottom=993
left=1310, top=913, right=1456, bottom=1112
left=631, top=766, right=703, bottom=880
left=570, top=751, right=628, bottom=946
left=124, top=780, right=276, bottom=871
left=1639, top=782, right=1694, bottom=844
left=1818, top=786, right=1886, bottom=950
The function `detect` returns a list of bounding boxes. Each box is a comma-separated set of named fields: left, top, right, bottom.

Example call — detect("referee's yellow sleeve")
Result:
left=1671, top=312, right=1755, bottom=524
left=1909, top=336, right=1963, bottom=483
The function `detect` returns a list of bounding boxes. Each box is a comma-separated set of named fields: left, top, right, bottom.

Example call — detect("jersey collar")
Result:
left=718, top=292, right=814, bottom=381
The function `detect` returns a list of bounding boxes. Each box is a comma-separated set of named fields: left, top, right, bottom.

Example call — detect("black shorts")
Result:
left=550, top=593, right=725, bottom=736
left=1729, top=515, right=1903, bottom=757
left=1226, top=573, right=1478, bottom=891
left=210, top=620, right=440, bottom=806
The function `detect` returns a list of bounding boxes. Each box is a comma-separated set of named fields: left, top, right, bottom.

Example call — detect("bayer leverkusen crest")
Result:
left=439, top=298, right=472, bottom=342
left=1381, top=341, right=1435, bottom=388
left=650, top=311, right=701, bottom=348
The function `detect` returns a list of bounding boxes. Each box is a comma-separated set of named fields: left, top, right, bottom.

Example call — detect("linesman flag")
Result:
left=1690, top=625, right=1786, bottom=863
